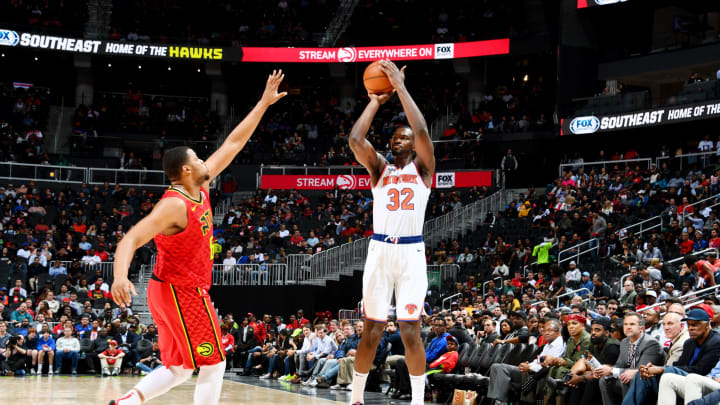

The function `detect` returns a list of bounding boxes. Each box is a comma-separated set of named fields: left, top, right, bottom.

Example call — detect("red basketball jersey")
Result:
left=154, top=186, right=214, bottom=290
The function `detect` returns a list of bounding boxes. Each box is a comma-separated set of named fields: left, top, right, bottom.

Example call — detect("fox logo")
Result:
left=405, top=304, right=418, bottom=315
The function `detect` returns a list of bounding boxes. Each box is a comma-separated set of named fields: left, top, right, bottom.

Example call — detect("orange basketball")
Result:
left=363, top=61, right=393, bottom=94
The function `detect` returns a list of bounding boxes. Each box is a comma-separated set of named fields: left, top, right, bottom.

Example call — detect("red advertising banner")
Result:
left=241, top=39, right=510, bottom=63
left=261, top=171, right=493, bottom=190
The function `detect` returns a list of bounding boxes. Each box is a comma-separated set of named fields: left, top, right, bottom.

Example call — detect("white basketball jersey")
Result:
left=371, top=162, right=431, bottom=237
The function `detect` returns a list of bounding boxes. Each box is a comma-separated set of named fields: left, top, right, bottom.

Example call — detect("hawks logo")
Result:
left=196, top=342, right=215, bottom=357
left=405, top=304, right=418, bottom=315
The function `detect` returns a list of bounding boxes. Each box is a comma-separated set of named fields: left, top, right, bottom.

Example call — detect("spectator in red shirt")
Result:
left=248, top=313, right=267, bottom=344
left=710, top=229, right=720, bottom=249
left=99, top=340, right=125, bottom=376
left=680, top=232, right=695, bottom=255
left=511, top=271, right=523, bottom=289
left=220, top=324, right=235, bottom=370
left=290, top=230, right=304, bottom=246
left=94, top=244, right=109, bottom=262
left=677, top=196, right=694, bottom=217
left=287, top=309, right=311, bottom=330
left=427, top=335, right=459, bottom=374
left=72, top=220, right=87, bottom=234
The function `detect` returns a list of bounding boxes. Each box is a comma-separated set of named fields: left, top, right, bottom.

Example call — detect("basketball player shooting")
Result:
left=108, top=70, right=286, bottom=405
left=347, top=59, right=435, bottom=405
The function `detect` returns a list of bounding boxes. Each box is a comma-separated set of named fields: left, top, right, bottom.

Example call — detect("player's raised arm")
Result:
left=348, top=92, right=394, bottom=184
left=111, top=197, right=186, bottom=306
left=204, top=70, right=287, bottom=187
left=379, top=60, right=435, bottom=178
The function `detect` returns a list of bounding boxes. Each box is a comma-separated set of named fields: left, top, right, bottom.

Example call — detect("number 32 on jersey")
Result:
left=199, top=209, right=214, bottom=260
left=386, top=188, right=415, bottom=211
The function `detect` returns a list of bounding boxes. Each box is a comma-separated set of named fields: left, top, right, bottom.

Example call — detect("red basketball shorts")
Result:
left=147, top=278, right=225, bottom=369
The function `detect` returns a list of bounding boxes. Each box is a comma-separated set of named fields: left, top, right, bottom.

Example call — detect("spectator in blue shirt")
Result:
left=37, top=330, right=55, bottom=374
left=694, top=231, right=709, bottom=251
left=311, top=321, right=362, bottom=387
left=49, top=261, right=67, bottom=278
left=426, top=318, right=450, bottom=363
left=10, top=303, right=33, bottom=324
left=13, top=318, right=30, bottom=337
left=578, top=272, right=594, bottom=296
left=75, top=315, right=92, bottom=338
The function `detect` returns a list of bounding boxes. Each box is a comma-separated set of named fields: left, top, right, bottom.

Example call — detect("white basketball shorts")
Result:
left=361, top=239, right=428, bottom=322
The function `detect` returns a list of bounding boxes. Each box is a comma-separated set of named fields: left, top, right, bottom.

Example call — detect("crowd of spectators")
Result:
left=0, top=0, right=88, bottom=35
left=0, top=178, right=163, bottom=376
left=213, top=185, right=493, bottom=283
left=341, top=0, right=527, bottom=47
left=70, top=91, right=219, bottom=161
left=0, top=312, right=160, bottom=376
left=215, top=285, right=720, bottom=405
left=109, top=0, right=334, bottom=46
left=0, top=84, right=51, bottom=164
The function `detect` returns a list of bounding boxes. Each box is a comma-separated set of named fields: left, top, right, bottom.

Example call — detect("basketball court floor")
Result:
left=2, top=374, right=430, bottom=404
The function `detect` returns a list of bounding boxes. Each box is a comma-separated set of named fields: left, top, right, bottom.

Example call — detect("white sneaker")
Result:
left=330, top=384, right=345, bottom=390
left=111, top=368, right=119, bottom=376
left=48, top=368, right=54, bottom=375
left=103, top=367, right=110, bottom=376
left=30, top=368, right=36, bottom=376
left=259, top=373, right=271, bottom=379
left=309, top=378, right=319, bottom=387
left=140, top=370, right=148, bottom=376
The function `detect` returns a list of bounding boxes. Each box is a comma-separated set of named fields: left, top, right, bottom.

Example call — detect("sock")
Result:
left=114, top=390, right=142, bottom=405
left=132, top=365, right=193, bottom=403
left=410, top=374, right=425, bottom=405
left=350, top=370, right=369, bottom=404
left=194, top=362, right=225, bottom=405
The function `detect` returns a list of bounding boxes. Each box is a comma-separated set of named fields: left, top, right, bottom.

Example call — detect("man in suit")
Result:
left=233, top=317, right=257, bottom=369
left=478, top=319, right=499, bottom=345
left=115, top=324, right=140, bottom=371
left=653, top=309, right=720, bottom=405
left=595, top=312, right=665, bottom=405
left=620, top=309, right=693, bottom=405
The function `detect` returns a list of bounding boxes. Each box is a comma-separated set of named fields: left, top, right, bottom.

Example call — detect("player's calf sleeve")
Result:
left=133, top=365, right=194, bottom=403
left=194, top=361, right=226, bottom=405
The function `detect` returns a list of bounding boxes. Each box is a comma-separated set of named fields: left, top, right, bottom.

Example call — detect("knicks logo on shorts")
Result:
left=405, top=304, right=418, bottom=315
left=196, top=342, right=215, bottom=357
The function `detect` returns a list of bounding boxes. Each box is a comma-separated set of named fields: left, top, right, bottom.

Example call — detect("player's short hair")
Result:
left=396, top=125, right=413, bottom=137
left=625, top=312, right=645, bottom=327
left=162, top=146, right=191, bottom=181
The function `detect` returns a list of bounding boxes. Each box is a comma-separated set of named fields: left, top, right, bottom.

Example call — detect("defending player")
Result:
left=108, top=70, right=286, bottom=405
left=347, top=59, right=435, bottom=405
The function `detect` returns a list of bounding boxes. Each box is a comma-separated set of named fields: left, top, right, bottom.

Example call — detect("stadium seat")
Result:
left=54, top=275, right=68, bottom=294
left=476, top=342, right=497, bottom=375
left=503, top=343, right=527, bottom=366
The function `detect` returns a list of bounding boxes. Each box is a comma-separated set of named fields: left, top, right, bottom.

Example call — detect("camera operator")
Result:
left=135, top=339, right=161, bottom=375
left=1, top=335, right=28, bottom=376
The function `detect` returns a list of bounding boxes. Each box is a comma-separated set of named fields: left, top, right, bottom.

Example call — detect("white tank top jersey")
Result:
left=371, top=161, right=431, bottom=238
